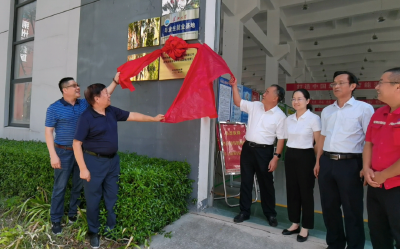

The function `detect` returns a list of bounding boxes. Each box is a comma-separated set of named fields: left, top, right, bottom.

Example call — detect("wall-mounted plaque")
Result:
left=127, top=53, right=160, bottom=81
left=159, top=48, right=197, bottom=80
left=127, top=17, right=160, bottom=50
left=160, top=8, right=199, bottom=44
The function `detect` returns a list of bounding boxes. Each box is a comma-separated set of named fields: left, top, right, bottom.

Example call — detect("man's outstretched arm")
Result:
left=107, top=72, right=120, bottom=95
left=127, top=112, right=165, bottom=122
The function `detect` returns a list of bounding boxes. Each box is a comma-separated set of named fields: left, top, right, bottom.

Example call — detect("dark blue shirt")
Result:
left=45, top=98, right=89, bottom=146
left=74, top=105, right=130, bottom=155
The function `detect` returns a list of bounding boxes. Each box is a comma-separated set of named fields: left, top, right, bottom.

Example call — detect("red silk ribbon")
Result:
left=117, top=36, right=233, bottom=123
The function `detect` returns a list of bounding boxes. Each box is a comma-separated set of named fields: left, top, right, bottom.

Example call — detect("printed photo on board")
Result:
left=162, top=0, right=200, bottom=16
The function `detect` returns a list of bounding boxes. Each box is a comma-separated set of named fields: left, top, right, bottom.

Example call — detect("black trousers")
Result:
left=318, top=154, right=365, bottom=249
left=285, top=147, right=316, bottom=229
left=239, top=141, right=276, bottom=217
left=367, top=185, right=400, bottom=249
left=83, top=153, right=120, bottom=234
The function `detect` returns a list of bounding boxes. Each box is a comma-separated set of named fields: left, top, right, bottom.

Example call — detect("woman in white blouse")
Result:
left=282, top=89, right=321, bottom=242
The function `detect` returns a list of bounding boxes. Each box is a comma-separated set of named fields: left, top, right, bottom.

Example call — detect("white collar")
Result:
left=265, top=105, right=279, bottom=113
left=291, top=109, right=310, bottom=121
left=333, top=97, right=355, bottom=108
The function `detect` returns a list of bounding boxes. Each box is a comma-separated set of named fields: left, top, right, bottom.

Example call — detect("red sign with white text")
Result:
left=310, top=99, right=385, bottom=106
left=219, top=123, right=246, bottom=174
left=252, top=91, right=260, bottom=101
left=360, top=99, right=385, bottom=105
left=286, top=81, right=379, bottom=91
left=310, top=100, right=335, bottom=105
left=314, top=108, right=323, bottom=112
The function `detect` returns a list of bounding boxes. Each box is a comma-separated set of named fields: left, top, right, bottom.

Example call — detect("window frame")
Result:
left=9, top=0, right=36, bottom=127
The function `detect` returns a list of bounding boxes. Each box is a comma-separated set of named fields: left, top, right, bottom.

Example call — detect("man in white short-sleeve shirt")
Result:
left=315, top=71, right=374, bottom=249
left=229, top=77, right=286, bottom=227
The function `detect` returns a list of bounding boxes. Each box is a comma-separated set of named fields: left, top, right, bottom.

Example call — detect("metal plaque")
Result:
left=127, top=53, right=160, bottom=81
left=127, top=17, right=160, bottom=50
left=159, top=48, right=197, bottom=80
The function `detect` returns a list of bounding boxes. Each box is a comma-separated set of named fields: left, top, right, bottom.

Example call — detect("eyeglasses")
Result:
left=377, top=80, right=400, bottom=86
left=329, top=82, right=349, bottom=88
left=64, top=84, right=80, bottom=89
left=291, top=98, right=305, bottom=102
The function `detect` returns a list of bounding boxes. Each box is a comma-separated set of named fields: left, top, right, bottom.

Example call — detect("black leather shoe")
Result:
left=267, top=216, right=278, bottom=227
left=89, top=232, right=100, bottom=249
left=233, top=213, right=249, bottom=223
left=282, top=227, right=300, bottom=235
left=51, top=222, right=62, bottom=235
left=297, top=233, right=309, bottom=242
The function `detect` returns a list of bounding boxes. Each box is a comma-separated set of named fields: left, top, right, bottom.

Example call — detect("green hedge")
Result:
left=0, top=139, right=54, bottom=198
left=0, top=139, right=194, bottom=243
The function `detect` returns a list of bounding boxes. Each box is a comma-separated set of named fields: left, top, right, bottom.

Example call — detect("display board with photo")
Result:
left=127, top=17, right=160, bottom=50
left=127, top=54, right=160, bottom=81
left=162, top=0, right=200, bottom=16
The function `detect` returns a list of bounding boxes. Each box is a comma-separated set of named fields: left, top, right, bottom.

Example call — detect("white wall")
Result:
left=0, top=0, right=13, bottom=138
left=0, top=0, right=81, bottom=141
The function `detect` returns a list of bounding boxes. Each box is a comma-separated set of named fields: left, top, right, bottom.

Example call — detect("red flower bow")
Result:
left=161, top=36, right=188, bottom=60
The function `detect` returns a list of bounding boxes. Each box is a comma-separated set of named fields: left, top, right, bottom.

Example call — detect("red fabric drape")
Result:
left=117, top=36, right=233, bottom=123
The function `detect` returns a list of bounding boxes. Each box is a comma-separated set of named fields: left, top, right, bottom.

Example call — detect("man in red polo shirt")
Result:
left=363, top=67, right=400, bottom=249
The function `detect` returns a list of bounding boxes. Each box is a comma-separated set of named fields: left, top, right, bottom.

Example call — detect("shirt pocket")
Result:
left=392, top=125, right=400, bottom=146
left=342, top=117, right=360, bottom=133
left=370, top=123, right=383, bottom=144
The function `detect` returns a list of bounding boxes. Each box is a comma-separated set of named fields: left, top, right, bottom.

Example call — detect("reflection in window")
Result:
left=14, top=41, right=34, bottom=79
left=16, top=1, right=36, bottom=41
left=11, top=82, right=32, bottom=125
left=10, top=1, right=36, bottom=127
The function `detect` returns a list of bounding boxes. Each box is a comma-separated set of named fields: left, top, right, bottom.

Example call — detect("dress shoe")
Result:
left=297, top=232, right=309, bottom=242
left=233, top=213, right=249, bottom=223
left=89, top=232, right=100, bottom=249
left=267, top=216, right=278, bottom=227
left=282, top=227, right=300, bottom=235
left=51, top=222, right=62, bottom=235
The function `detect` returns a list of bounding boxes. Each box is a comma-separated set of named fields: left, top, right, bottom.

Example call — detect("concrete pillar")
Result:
left=287, top=41, right=296, bottom=68
left=222, top=13, right=243, bottom=82
left=267, top=10, right=280, bottom=45
left=305, top=71, right=312, bottom=82
left=265, top=55, right=279, bottom=88
left=263, top=9, right=280, bottom=89
left=285, top=75, right=294, bottom=106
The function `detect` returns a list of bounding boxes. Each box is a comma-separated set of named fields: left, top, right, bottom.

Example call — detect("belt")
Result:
left=55, top=143, right=73, bottom=151
left=84, top=150, right=116, bottom=159
left=246, top=141, right=273, bottom=148
left=324, top=151, right=362, bottom=160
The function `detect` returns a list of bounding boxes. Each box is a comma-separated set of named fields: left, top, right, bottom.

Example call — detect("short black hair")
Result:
left=384, top=67, right=400, bottom=83
left=271, top=84, right=285, bottom=103
left=84, top=83, right=106, bottom=106
left=59, top=77, right=74, bottom=93
left=333, top=71, right=358, bottom=85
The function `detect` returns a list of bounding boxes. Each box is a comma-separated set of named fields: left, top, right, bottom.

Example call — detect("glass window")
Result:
left=14, top=41, right=34, bottom=79
left=15, top=1, right=36, bottom=41
left=10, top=82, right=32, bottom=125
left=10, top=1, right=36, bottom=127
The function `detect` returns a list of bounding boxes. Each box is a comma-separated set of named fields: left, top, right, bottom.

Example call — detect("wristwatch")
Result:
left=274, top=153, right=281, bottom=158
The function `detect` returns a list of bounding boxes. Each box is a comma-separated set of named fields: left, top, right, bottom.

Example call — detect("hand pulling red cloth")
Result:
left=117, top=36, right=233, bottom=123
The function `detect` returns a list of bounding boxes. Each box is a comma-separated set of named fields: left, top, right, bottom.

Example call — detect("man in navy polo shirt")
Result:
left=73, top=83, right=164, bottom=249
left=45, top=74, right=119, bottom=235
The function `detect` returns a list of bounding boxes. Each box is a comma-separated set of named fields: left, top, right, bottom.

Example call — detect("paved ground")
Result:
left=150, top=212, right=328, bottom=249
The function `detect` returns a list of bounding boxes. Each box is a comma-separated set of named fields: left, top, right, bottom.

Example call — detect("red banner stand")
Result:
left=214, top=122, right=259, bottom=207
